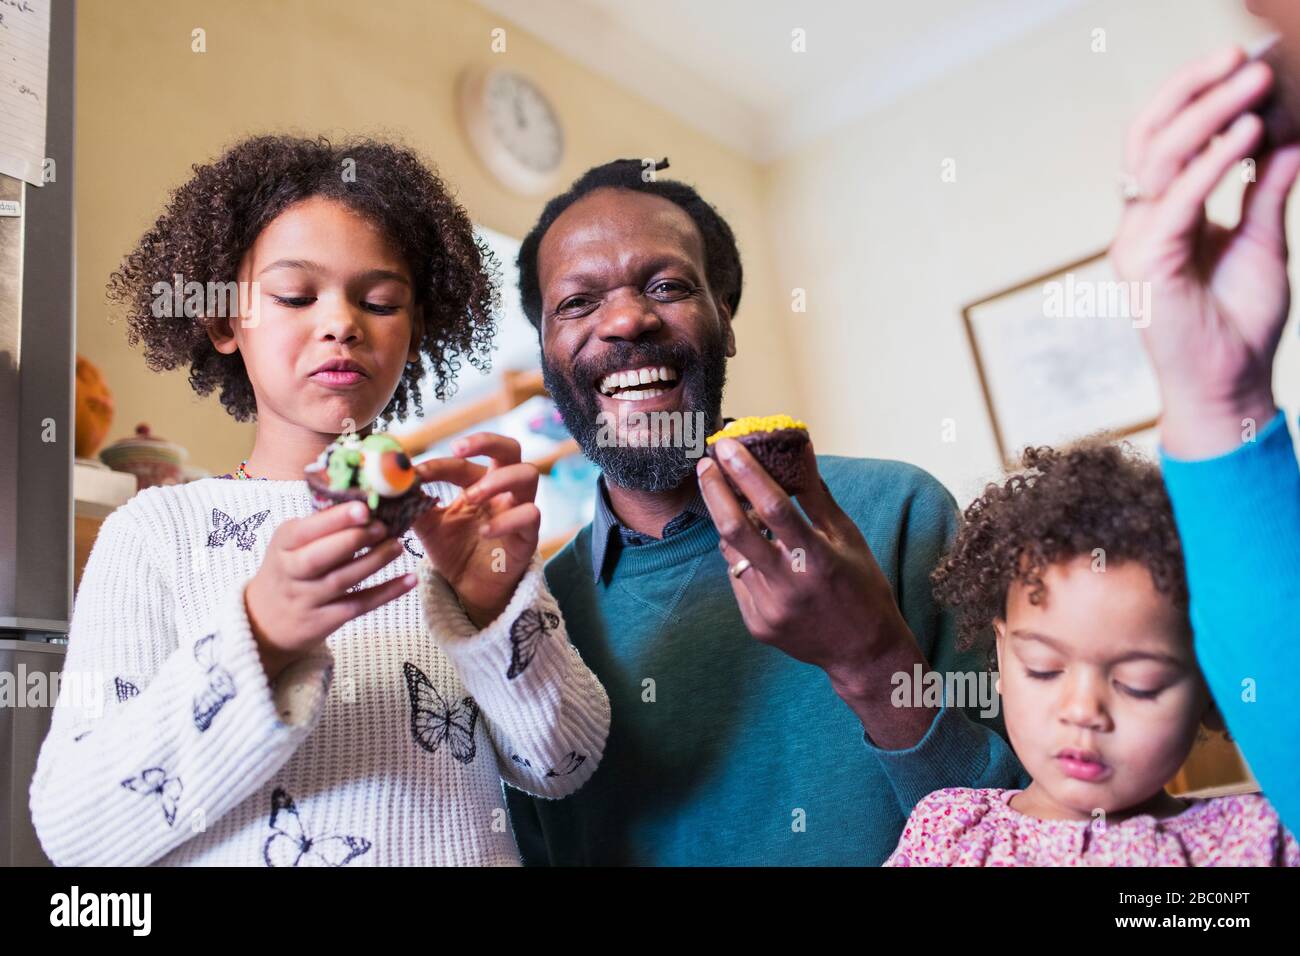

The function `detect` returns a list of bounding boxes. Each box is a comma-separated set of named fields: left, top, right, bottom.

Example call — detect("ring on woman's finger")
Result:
left=1117, top=170, right=1148, bottom=204
left=729, top=558, right=753, bottom=578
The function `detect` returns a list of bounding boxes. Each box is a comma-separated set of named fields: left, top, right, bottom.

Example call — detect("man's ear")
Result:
left=207, top=315, right=239, bottom=356
left=407, top=304, right=425, bottom=365
left=719, top=300, right=736, bottom=358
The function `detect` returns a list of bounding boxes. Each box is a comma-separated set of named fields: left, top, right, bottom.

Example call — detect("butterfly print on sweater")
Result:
left=206, top=508, right=271, bottom=551
left=507, top=608, right=559, bottom=679
left=401, top=531, right=424, bottom=559
left=114, top=676, right=140, bottom=703
left=402, top=662, right=479, bottom=763
left=546, top=751, right=587, bottom=777
left=192, top=633, right=236, bottom=731
left=121, top=767, right=183, bottom=826
left=263, top=788, right=372, bottom=867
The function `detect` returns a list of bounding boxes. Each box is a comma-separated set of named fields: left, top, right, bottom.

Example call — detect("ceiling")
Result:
left=471, top=0, right=1089, bottom=162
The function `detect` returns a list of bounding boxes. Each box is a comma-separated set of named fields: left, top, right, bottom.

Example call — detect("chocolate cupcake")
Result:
left=705, top=415, right=811, bottom=499
left=305, top=432, right=437, bottom=537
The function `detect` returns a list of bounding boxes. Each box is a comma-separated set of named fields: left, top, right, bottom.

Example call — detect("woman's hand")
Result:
left=410, top=432, right=541, bottom=629
left=245, top=501, right=415, bottom=682
left=1110, top=44, right=1300, bottom=458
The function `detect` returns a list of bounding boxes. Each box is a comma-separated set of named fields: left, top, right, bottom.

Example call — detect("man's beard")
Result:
left=541, top=332, right=728, bottom=492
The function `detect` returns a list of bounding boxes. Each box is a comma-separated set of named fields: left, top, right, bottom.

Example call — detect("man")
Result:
left=1111, top=1, right=1300, bottom=833
left=505, top=158, right=1025, bottom=865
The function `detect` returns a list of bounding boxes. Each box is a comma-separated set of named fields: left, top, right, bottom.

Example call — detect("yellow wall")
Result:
left=76, top=0, right=790, bottom=474
left=762, top=0, right=1292, bottom=502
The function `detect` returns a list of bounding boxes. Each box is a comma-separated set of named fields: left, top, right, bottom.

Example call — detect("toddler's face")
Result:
left=994, top=556, right=1210, bottom=820
left=211, top=195, right=422, bottom=435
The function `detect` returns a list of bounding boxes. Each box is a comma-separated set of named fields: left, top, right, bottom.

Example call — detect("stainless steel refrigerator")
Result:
left=0, top=0, right=76, bottom=868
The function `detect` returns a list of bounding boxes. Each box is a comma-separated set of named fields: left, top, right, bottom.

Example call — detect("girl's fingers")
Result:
left=321, top=570, right=419, bottom=626
left=1157, top=112, right=1265, bottom=237
left=415, top=456, right=486, bottom=489
left=1138, top=59, right=1272, bottom=200
left=1126, top=44, right=1248, bottom=170
left=451, top=431, right=522, bottom=468
left=697, top=455, right=782, bottom=575
left=480, top=502, right=541, bottom=545
left=316, top=537, right=407, bottom=600
left=277, top=500, right=371, bottom=551
left=285, top=519, right=390, bottom=580
left=465, top=462, right=540, bottom=507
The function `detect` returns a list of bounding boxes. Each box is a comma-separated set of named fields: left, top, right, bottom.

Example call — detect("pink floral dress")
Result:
left=885, top=788, right=1299, bottom=866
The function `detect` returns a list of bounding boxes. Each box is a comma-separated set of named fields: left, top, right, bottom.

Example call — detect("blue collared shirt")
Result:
left=589, top=475, right=709, bottom=582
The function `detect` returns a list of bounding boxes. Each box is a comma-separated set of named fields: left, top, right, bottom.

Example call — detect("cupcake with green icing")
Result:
left=304, top=432, right=437, bottom=536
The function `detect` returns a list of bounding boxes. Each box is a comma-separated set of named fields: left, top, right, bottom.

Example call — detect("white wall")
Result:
left=763, top=0, right=1295, bottom=505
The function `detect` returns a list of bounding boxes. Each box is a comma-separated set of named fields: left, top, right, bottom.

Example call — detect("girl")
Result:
left=886, top=440, right=1297, bottom=866
left=29, top=135, right=610, bottom=866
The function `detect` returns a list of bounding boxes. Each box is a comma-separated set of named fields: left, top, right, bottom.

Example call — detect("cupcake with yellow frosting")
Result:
left=705, top=415, right=810, bottom=499
left=305, top=432, right=437, bottom=536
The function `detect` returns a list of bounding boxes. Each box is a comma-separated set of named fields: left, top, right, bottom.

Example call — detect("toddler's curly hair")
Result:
left=107, top=134, right=499, bottom=423
left=931, top=439, right=1190, bottom=661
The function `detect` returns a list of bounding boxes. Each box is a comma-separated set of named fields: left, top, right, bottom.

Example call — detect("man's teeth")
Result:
left=597, top=365, right=679, bottom=396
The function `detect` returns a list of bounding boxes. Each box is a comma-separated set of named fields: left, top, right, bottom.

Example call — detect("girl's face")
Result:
left=993, top=555, right=1212, bottom=821
left=210, top=196, right=423, bottom=435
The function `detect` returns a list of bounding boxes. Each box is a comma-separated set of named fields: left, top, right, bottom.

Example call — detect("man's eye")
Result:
left=272, top=295, right=314, bottom=307
left=649, top=280, right=690, bottom=298
left=1025, top=669, right=1060, bottom=681
left=556, top=296, right=595, bottom=315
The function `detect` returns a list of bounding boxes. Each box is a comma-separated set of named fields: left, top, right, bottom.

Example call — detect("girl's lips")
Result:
left=1056, top=752, right=1110, bottom=782
left=311, top=370, right=367, bottom=387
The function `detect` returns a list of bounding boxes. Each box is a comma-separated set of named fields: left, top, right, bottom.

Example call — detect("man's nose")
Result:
left=595, top=289, right=663, bottom=341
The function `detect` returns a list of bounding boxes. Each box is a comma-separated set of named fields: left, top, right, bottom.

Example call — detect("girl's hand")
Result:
left=410, top=432, right=541, bottom=629
left=1110, top=44, right=1300, bottom=458
left=244, top=501, right=416, bottom=682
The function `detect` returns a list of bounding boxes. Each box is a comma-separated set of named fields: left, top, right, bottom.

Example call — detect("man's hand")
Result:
left=410, top=432, right=541, bottom=629
left=696, top=438, right=931, bottom=747
left=1111, top=44, right=1300, bottom=458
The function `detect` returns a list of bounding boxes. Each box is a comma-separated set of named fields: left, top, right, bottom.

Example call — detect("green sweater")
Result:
left=506, top=455, right=1027, bottom=865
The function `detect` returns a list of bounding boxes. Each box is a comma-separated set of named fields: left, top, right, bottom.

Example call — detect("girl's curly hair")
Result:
left=107, top=134, right=499, bottom=423
left=931, top=439, right=1190, bottom=662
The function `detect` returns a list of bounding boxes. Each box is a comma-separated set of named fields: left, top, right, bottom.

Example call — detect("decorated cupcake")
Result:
left=705, top=415, right=811, bottom=499
left=305, top=432, right=437, bottom=536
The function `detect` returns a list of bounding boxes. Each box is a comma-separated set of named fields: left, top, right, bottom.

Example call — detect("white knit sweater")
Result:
left=29, top=477, right=610, bottom=866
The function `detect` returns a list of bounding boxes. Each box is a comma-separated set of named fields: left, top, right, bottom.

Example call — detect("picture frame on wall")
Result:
left=960, top=249, right=1162, bottom=468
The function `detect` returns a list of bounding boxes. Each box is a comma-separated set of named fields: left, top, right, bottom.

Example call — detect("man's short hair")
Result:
left=516, top=158, right=743, bottom=331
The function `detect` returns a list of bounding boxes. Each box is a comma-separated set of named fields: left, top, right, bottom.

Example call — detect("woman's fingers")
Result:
left=1126, top=45, right=1248, bottom=170
left=451, top=431, right=522, bottom=468
left=1157, top=112, right=1265, bottom=237
left=1138, top=59, right=1272, bottom=200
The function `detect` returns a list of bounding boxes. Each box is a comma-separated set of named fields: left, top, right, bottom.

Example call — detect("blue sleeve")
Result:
left=865, top=464, right=1028, bottom=813
left=1160, top=410, right=1300, bottom=833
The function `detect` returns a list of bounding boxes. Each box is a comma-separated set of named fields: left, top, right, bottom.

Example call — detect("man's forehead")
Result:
left=538, top=188, right=705, bottom=282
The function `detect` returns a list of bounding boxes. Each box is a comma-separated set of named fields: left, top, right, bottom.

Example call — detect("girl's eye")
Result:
left=1117, top=682, right=1162, bottom=701
left=1025, top=669, right=1060, bottom=681
left=363, top=302, right=400, bottom=315
left=272, top=295, right=314, bottom=307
